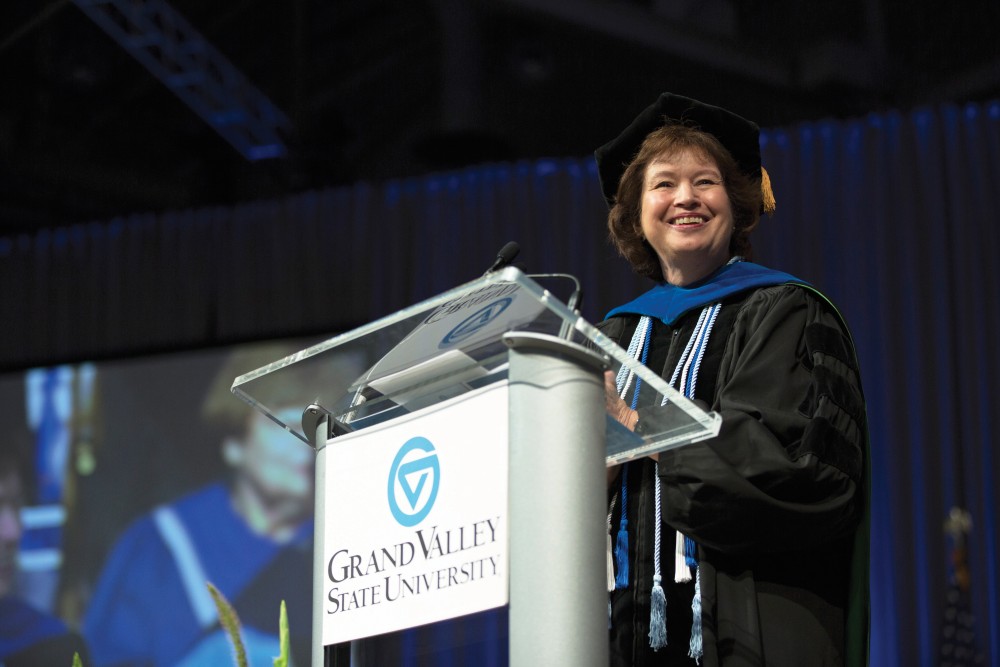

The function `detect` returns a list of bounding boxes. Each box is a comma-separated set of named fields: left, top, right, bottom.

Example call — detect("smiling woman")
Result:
left=604, top=114, right=767, bottom=285
left=593, top=93, right=870, bottom=667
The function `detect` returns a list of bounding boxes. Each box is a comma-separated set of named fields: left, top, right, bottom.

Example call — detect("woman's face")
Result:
left=639, top=148, right=734, bottom=285
left=237, top=408, right=315, bottom=515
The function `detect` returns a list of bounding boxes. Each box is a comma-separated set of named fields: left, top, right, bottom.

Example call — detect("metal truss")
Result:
left=72, top=0, right=290, bottom=161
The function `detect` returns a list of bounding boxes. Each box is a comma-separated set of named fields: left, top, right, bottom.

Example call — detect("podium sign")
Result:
left=320, top=384, right=509, bottom=645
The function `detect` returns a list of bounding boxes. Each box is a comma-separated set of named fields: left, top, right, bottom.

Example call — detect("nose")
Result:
left=673, top=179, right=698, bottom=207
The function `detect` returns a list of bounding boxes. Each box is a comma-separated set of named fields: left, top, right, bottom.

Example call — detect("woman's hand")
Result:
left=604, top=370, right=639, bottom=431
left=604, top=372, right=656, bottom=484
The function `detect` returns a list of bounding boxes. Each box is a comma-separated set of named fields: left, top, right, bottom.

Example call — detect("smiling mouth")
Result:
left=670, top=216, right=706, bottom=226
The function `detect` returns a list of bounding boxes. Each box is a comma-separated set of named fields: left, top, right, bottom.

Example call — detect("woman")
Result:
left=595, top=93, right=869, bottom=666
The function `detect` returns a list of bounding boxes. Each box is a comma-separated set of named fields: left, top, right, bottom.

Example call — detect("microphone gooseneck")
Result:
left=484, top=243, right=584, bottom=336
left=526, top=272, right=583, bottom=315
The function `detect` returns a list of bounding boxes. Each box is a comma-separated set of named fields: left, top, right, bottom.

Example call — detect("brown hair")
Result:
left=607, top=123, right=762, bottom=281
left=201, top=340, right=367, bottom=436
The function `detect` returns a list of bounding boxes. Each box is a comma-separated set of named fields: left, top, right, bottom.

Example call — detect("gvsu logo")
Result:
left=387, top=437, right=441, bottom=527
left=439, top=297, right=513, bottom=348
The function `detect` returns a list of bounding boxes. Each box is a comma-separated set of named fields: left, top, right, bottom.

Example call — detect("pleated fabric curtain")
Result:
left=2, top=98, right=998, bottom=666
left=0, top=159, right=639, bottom=368
left=755, top=101, right=1000, bottom=667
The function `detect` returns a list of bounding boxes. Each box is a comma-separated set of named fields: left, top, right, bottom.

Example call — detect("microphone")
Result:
left=484, top=241, right=521, bottom=275
left=484, top=242, right=583, bottom=337
left=484, top=241, right=583, bottom=316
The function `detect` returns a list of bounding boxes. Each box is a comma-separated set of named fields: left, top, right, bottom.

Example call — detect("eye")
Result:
left=695, top=178, right=722, bottom=187
left=652, top=180, right=675, bottom=189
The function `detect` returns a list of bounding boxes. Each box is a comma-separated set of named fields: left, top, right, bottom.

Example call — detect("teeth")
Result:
left=672, top=216, right=704, bottom=225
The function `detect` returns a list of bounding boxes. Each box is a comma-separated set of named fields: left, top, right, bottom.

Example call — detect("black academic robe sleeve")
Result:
left=657, top=284, right=866, bottom=555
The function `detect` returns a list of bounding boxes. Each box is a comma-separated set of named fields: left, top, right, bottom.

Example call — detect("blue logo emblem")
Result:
left=387, top=437, right=441, bottom=527
left=440, top=297, right=514, bottom=348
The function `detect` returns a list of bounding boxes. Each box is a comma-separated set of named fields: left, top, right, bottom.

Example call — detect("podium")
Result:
left=231, top=267, right=720, bottom=666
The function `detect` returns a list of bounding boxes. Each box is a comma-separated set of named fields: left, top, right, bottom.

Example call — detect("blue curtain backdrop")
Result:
left=2, top=98, right=998, bottom=666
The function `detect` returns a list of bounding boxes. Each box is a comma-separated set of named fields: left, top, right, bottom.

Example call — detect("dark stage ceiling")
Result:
left=1, top=0, right=998, bottom=237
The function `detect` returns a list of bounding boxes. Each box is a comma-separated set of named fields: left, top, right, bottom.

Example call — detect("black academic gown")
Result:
left=601, top=282, right=869, bottom=667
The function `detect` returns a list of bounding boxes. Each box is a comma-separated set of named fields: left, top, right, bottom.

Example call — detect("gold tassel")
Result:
left=761, top=166, right=776, bottom=215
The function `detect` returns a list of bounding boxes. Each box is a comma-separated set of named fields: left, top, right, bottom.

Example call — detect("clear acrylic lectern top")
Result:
left=231, top=267, right=720, bottom=464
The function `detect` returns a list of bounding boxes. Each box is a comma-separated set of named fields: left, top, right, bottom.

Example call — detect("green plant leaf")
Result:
left=273, top=599, right=290, bottom=667
left=72, top=651, right=83, bottom=667
left=207, top=581, right=248, bottom=667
